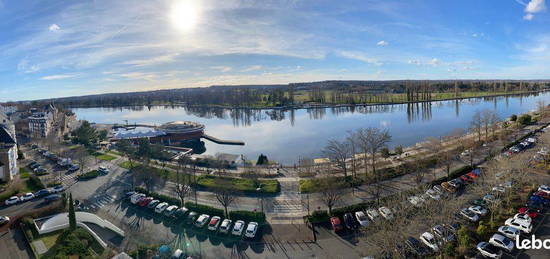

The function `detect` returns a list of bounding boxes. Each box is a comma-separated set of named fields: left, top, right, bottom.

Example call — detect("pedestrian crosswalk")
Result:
left=58, top=174, right=79, bottom=187
left=85, top=193, right=116, bottom=210
left=272, top=191, right=303, bottom=214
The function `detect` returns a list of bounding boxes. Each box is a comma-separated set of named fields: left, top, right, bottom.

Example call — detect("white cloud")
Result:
left=427, top=58, right=440, bottom=66
left=40, top=74, right=76, bottom=80
left=524, top=13, right=535, bottom=20
left=376, top=40, right=388, bottom=46
left=526, top=0, right=546, bottom=13
left=337, top=50, right=383, bottom=65
left=211, top=66, right=232, bottom=73
left=123, top=53, right=180, bottom=67
left=408, top=58, right=441, bottom=66
left=48, top=24, right=60, bottom=31
left=241, top=65, right=262, bottom=72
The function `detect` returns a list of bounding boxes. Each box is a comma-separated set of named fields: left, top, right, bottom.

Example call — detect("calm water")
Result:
left=73, top=92, right=550, bottom=164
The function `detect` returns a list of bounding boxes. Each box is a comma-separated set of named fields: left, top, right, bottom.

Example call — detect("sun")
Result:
left=170, top=0, right=199, bottom=31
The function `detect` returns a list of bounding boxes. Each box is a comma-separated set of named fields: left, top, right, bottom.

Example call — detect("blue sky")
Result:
left=0, top=0, right=549, bottom=101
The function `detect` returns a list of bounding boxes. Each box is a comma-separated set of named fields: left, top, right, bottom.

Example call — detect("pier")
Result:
left=201, top=134, right=245, bottom=146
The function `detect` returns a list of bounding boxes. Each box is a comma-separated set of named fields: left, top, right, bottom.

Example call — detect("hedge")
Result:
left=306, top=210, right=330, bottom=224
left=27, top=175, right=46, bottom=191
left=77, top=170, right=99, bottom=180
left=228, top=211, right=266, bottom=224
left=184, top=202, right=225, bottom=217
left=195, top=175, right=280, bottom=194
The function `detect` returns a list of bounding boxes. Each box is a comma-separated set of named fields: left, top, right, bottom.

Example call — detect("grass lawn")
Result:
left=299, top=176, right=362, bottom=193
left=35, top=231, right=62, bottom=250
left=19, top=167, right=31, bottom=179
left=106, top=150, right=122, bottom=156
left=96, top=153, right=117, bottom=161
left=118, top=161, right=139, bottom=169
left=196, top=175, right=280, bottom=193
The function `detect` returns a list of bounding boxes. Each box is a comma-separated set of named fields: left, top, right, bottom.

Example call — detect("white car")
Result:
left=208, top=216, right=221, bottom=231
left=526, top=137, right=537, bottom=143
left=408, top=196, right=424, bottom=207
left=130, top=193, right=146, bottom=204
left=354, top=211, right=369, bottom=227
left=489, top=234, right=514, bottom=252
left=245, top=222, right=259, bottom=238
left=51, top=185, right=65, bottom=193
left=154, top=202, right=169, bottom=213
left=538, top=185, right=550, bottom=194
left=468, top=205, right=488, bottom=216
left=219, top=219, right=233, bottom=234
left=492, top=186, right=506, bottom=193
left=195, top=214, right=210, bottom=228
left=378, top=207, right=394, bottom=220
left=432, top=224, right=455, bottom=242
left=20, top=192, right=35, bottom=202
left=505, top=218, right=532, bottom=233
left=425, top=188, right=441, bottom=200
left=432, top=185, right=444, bottom=194
left=366, top=208, right=380, bottom=221
left=4, top=196, right=19, bottom=205
left=419, top=232, right=440, bottom=252
left=98, top=166, right=110, bottom=174
left=232, top=220, right=245, bottom=236
left=477, top=242, right=503, bottom=259
left=483, top=194, right=499, bottom=203
left=460, top=208, right=480, bottom=222
left=498, top=226, right=520, bottom=240
left=163, top=205, right=178, bottom=216
left=513, top=213, right=532, bottom=224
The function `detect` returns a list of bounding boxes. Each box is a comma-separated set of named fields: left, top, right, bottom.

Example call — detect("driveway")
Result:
left=0, top=228, right=33, bottom=259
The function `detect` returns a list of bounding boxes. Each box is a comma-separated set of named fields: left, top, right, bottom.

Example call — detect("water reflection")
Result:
left=73, top=91, right=549, bottom=164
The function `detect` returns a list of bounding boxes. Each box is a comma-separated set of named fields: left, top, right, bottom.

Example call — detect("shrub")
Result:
left=27, top=176, right=45, bottom=191
left=184, top=202, right=224, bottom=217
left=476, top=220, right=489, bottom=238
left=307, top=210, right=329, bottom=224
left=458, top=226, right=472, bottom=249
left=380, top=147, right=390, bottom=158
left=77, top=170, right=99, bottom=180
left=443, top=242, right=457, bottom=257
left=394, top=145, right=404, bottom=155
left=229, top=211, right=266, bottom=224
left=510, top=114, right=517, bottom=121
left=518, top=114, right=532, bottom=125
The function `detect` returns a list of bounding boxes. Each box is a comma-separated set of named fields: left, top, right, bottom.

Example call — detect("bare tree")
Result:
left=174, top=158, right=191, bottom=207
left=72, top=147, right=90, bottom=175
left=322, top=139, right=351, bottom=178
left=471, top=110, right=483, bottom=143
left=356, top=127, right=392, bottom=180
left=346, top=131, right=359, bottom=179
left=318, top=178, right=344, bottom=215
left=213, top=182, right=238, bottom=218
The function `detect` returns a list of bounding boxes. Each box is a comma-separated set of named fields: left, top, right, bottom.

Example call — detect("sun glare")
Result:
left=170, top=0, right=199, bottom=31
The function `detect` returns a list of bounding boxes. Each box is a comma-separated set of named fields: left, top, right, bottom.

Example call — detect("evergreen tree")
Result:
left=68, top=193, right=76, bottom=231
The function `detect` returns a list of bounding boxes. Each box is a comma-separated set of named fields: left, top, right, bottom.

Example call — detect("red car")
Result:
left=534, top=191, right=550, bottom=200
left=466, top=172, right=479, bottom=179
left=460, top=174, right=474, bottom=183
left=518, top=207, right=539, bottom=218
left=138, top=197, right=153, bottom=207
left=330, top=217, right=343, bottom=232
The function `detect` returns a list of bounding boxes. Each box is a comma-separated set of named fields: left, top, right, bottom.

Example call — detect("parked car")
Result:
left=219, top=219, right=233, bottom=234
left=525, top=200, right=545, bottom=212
left=529, top=195, right=550, bottom=206
left=513, top=213, right=532, bottom=223
left=471, top=198, right=487, bottom=207
left=366, top=208, right=380, bottom=221
left=207, top=216, right=221, bottom=231
left=489, top=234, right=514, bottom=252
left=533, top=191, right=550, bottom=200
left=138, top=197, right=153, bottom=207
left=173, top=207, right=189, bottom=218
left=164, top=205, right=178, bottom=217
left=330, top=217, right=344, bottom=232
left=408, top=196, right=425, bottom=207
left=186, top=212, right=198, bottom=224
left=342, top=213, right=357, bottom=230
left=419, top=232, right=440, bottom=252
left=355, top=211, right=370, bottom=227
left=147, top=200, right=160, bottom=209
left=505, top=218, right=532, bottom=233
left=518, top=207, right=539, bottom=218
left=425, top=188, right=441, bottom=200
left=483, top=194, right=499, bottom=204
left=447, top=179, right=462, bottom=188
left=432, top=185, right=444, bottom=194
left=404, top=237, right=429, bottom=256
left=51, top=185, right=65, bottom=193
left=0, top=216, right=9, bottom=225
left=4, top=196, right=19, bottom=205
left=98, top=166, right=110, bottom=174
left=468, top=205, right=488, bottom=216
left=492, top=186, right=506, bottom=193
left=20, top=192, right=35, bottom=201
left=34, top=167, right=47, bottom=173
left=68, top=164, right=80, bottom=172
left=460, top=208, right=480, bottom=222
left=130, top=193, right=146, bottom=204
left=44, top=194, right=62, bottom=202
left=441, top=182, right=456, bottom=193
left=245, top=222, right=259, bottom=238
left=432, top=224, right=455, bottom=242
left=497, top=226, right=520, bottom=240
left=446, top=222, right=461, bottom=234
left=34, top=189, right=51, bottom=197
left=538, top=185, right=550, bottom=194
left=232, top=220, right=245, bottom=236
left=154, top=202, right=169, bottom=214
left=195, top=214, right=210, bottom=228
left=460, top=174, right=474, bottom=184
left=477, top=242, right=503, bottom=259
left=378, top=207, right=394, bottom=220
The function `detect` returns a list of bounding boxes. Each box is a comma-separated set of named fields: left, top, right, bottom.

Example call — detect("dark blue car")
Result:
left=44, top=194, right=62, bottom=202
left=529, top=195, right=550, bottom=206
left=34, top=189, right=51, bottom=197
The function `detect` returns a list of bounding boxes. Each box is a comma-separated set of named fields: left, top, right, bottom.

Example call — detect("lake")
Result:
left=73, top=92, right=550, bottom=164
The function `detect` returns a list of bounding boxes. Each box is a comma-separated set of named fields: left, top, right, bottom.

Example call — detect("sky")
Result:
left=0, top=0, right=549, bottom=102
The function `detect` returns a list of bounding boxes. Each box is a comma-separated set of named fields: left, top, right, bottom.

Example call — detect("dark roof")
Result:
left=0, top=126, right=15, bottom=144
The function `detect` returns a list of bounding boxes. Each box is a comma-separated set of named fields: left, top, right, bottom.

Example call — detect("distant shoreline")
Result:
left=67, top=90, right=548, bottom=110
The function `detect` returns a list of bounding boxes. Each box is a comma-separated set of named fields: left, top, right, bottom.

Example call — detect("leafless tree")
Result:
left=356, top=127, right=392, bottom=180
left=174, top=158, right=191, bottom=207
left=322, top=139, right=351, bottom=178
left=471, top=110, right=483, bottom=143
left=537, top=100, right=547, bottom=119
left=346, top=130, right=359, bottom=179
left=297, top=157, right=315, bottom=177
left=71, top=147, right=90, bottom=175
left=318, top=178, right=344, bottom=215
left=213, top=183, right=238, bottom=218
